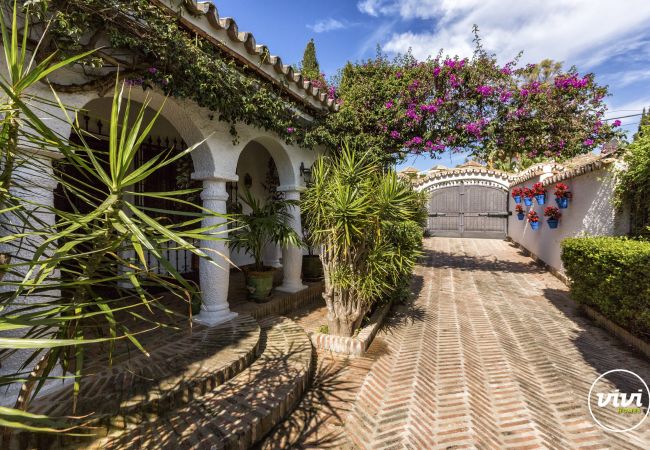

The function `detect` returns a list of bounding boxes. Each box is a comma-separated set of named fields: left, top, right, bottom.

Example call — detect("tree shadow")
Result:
left=421, top=247, right=546, bottom=274
left=255, top=351, right=360, bottom=449
left=542, top=287, right=650, bottom=410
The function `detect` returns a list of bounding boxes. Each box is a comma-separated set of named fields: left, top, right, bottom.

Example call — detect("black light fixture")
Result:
left=300, top=162, right=313, bottom=184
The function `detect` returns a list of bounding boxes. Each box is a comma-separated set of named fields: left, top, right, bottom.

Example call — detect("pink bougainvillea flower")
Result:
left=583, top=138, right=594, bottom=146
left=385, top=100, right=394, bottom=109
left=287, top=127, right=295, bottom=134
left=612, top=119, right=622, bottom=127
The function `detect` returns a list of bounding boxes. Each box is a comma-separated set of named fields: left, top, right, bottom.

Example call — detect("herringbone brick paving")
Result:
left=345, top=237, right=650, bottom=449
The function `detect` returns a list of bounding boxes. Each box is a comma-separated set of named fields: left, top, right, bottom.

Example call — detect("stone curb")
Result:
left=238, top=282, right=324, bottom=321
left=506, top=237, right=650, bottom=360
left=308, top=299, right=392, bottom=356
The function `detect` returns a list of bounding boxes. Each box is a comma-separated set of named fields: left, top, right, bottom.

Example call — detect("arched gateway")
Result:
left=414, top=166, right=512, bottom=238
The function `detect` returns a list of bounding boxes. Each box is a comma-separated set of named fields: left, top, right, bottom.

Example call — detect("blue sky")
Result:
left=214, top=0, right=650, bottom=171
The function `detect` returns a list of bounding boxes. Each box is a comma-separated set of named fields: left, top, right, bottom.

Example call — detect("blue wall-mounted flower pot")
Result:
left=513, top=195, right=522, bottom=204
left=524, top=197, right=533, bottom=207
left=535, top=194, right=546, bottom=205
left=530, top=221, right=540, bottom=230
left=556, top=197, right=569, bottom=209
left=517, top=212, right=525, bottom=221
left=547, top=219, right=559, bottom=229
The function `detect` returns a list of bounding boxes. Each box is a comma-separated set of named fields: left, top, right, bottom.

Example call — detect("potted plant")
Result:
left=527, top=210, right=540, bottom=230
left=532, top=182, right=547, bottom=205
left=515, top=204, right=525, bottom=220
left=523, top=187, right=534, bottom=206
left=230, top=189, right=301, bottom=302
left=544, top=206, right=561, bottom=229
left=554, top=182, right=572, bottom=209
left=301, top=222, right=323, bottom=281
left=511, top=187, right=523, bottom=204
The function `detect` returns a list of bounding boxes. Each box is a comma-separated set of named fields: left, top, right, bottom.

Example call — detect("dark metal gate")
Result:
left=427, top=182, right=508, bottom=238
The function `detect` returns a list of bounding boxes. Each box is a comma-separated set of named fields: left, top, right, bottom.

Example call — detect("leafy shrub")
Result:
left=615, top=124, right=650, bottom=236
left=561, top=237, right=650, bottom=338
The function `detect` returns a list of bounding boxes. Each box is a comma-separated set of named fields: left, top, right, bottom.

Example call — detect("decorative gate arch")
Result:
left=414, top=168, right=512, bottom=238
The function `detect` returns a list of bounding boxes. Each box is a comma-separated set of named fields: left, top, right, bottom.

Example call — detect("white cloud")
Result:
left=308, top=18, right=346, bottom=33
left=357, top=0, right=650, bottom=68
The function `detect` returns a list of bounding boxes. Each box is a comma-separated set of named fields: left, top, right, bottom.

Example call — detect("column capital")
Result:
left=277, top=184, right=307, bottom=193
left=192, top=170, right=239, bottom=183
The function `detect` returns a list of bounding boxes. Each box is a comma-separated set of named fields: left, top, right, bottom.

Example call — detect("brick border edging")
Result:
left=308, top=300, right=392, bottom=356
left=246, top=282, right=324, bottom=320
left=506, top=237, right=650, bottom=360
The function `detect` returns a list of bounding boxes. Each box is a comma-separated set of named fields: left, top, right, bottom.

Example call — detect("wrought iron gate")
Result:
left=427, top=182, right=508, bottom=238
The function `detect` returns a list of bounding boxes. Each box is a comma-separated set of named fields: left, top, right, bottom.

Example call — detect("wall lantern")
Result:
left=300, top=162, right=313, bottom=184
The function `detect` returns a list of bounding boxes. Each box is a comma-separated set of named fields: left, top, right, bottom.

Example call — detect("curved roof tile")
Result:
left=154, top=0, right=336, bottom=113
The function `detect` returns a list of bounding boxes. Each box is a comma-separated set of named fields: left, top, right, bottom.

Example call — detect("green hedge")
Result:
left=561, top=237, right=650, bottom=339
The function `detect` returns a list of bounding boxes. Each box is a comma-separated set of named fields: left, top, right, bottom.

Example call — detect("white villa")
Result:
left=5, top=0, right=335, bottom=330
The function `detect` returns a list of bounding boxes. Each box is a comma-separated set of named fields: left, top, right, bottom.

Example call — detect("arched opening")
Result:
left=53, top=97, right=202, bottom=283
left=229, top=141, right=284, bottom=270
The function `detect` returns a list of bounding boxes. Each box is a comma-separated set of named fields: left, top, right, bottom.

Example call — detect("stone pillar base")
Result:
left=193, top=309, right=238, bottom=327
left=276, top=282, right=307, bottom=293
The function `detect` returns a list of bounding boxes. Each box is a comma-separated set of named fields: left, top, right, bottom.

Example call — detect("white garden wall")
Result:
left=507, top=160, right=629, bottom=274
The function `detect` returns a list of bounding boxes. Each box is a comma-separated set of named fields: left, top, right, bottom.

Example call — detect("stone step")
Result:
left=95, top=316, right=314, bottom=449
left=17, top=315, right=261, bottom=449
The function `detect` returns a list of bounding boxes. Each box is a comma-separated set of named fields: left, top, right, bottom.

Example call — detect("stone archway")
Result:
left=232, top=137, right=307, bottom=294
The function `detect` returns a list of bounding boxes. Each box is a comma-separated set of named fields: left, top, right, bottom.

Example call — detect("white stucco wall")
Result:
left=507, top=163, right=629, bottom=273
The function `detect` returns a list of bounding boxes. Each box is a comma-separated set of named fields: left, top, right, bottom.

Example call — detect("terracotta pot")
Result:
left=302, top=255, right=323, bottom=281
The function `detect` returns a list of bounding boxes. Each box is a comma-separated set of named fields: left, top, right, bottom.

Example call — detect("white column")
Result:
left=192, top=173, right=238, bottom=326
left=276, top=185, right=307, bottom=293
left=263, top=243, right=282, bottom=268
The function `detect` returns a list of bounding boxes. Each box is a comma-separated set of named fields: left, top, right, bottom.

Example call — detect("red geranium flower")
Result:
left=532, top=182, right=546, bottom=196
left=527, top=210, right=539, bottom=223
left=544, top=206, right=561, bottom=219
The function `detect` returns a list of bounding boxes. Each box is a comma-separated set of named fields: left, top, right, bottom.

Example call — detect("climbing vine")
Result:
left=25, top=0, right=321, bottom=144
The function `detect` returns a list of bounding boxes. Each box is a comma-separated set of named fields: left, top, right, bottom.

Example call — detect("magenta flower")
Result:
left=287, top=127, right=295, bottom=134
left=583, top=138, right=594, bottom=146
left=613, top=119, right=622, bottom=127
left=433, top=66, right=441, bottom=77
left=148, top=67, right=158, bottom=75
left=476, top=85, right=493, bottom=96
left=385, top=101, right=394, bottom=109
left=390, top=130, right=400, bottom=139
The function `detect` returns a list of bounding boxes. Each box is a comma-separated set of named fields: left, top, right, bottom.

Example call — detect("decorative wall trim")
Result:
left=154, top=0, right=336, bottom=112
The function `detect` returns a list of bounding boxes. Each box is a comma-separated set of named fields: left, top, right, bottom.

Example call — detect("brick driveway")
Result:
left=345, top=237, right=650, bottom=449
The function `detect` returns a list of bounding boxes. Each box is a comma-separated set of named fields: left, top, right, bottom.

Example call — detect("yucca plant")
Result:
left=229, top=188, right=300, bottom=300
left=0, top=10, right=229, bottom=434
left=302, top=144, right=423, bottom=336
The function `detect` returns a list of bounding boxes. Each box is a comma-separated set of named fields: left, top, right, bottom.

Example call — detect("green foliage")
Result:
left=525, top=59, right=563, bottom=84
left=229, top=189, right=301, bottom=272
left=561, top=237, right=650, bottom=339
left=300, top=38, right=321, bottom=82
left=633, top=107, right=650, bottom=141
left=0, top=5, right=229, bottom=433
left=302, top=143, right=422, bottom=336
left=306, top=45, right=617, bottom=169
left=27, top=0, right=312, bottom=144
left=615, top=123, right=650, bottom=235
